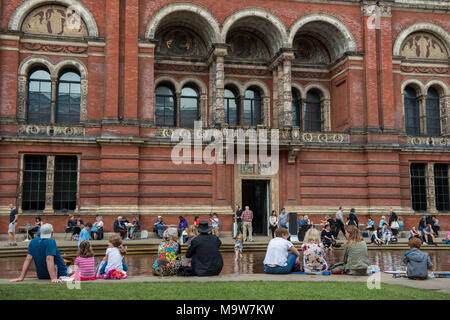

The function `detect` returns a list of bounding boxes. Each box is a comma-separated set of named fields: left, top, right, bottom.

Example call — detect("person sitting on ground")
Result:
left=398, top=217, right=404, bottom=232
left=72, top=240, right=96, bottom=281
left=418, top=216, right=426, bottom=231
left=193, top=216, right=200, bottom=227
left=263, top=227, right=301, bottom=274
left=442, top=231, right=450, bottom=245
left=10, top=224, right=67, bottom=283
left=184, top=225, right=199, bottom=266
left=78, top=222, right=98, bottom=248
left=73, top=218, right=84, bottom=240
left=99, top=235, right=128, bottom=276
left=210, top=213, right=220, bottom=237
left=408, top=226, right=421, bottom=241
left=378, top=216, right=386, bottom=229
left=92, top=216, right=104, bottom=240
left=388, top=208, right=398, bottom=227
left=321, top=224, right=336, bottom=249
left=342, top=226, right=370, bottom=276
left=403, top=238, right=433, bottom=280
left=347, top=208, right=359, bottom=227
left=303, top=228, right=328, bottom=274
left=153, top=228, right=182, bottom=276
left=113, top=216, right=127, bottom=240
left=177, top=216, right=188, bottom=238
left=431, top=216, right=440, bottom=237
left=381, top=223, right=393, bottom=244
left=153, top=216, right=166, bottom=238
left=129, top=216, right=141, bottom=240
left=370, top=227, right=384, bottom=246
left=66, top=215, right=76, bottom=237
left=28, top=217, right=42, bottom=239
left=325, top=215, right=338, bottom=238
left=365, top=216, right=375, bottom=235
left=185, top=221, right=223, bottom=276
left=422, top=224, right=436, bottom=245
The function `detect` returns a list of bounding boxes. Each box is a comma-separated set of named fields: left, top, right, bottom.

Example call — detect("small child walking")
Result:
left=73, top=240, right=96, bottom=281
left=99, top=235, right=128, bottom=276
left=234, top=234, right=244, bottom=262
left=403, top=238, right=433, bottom=280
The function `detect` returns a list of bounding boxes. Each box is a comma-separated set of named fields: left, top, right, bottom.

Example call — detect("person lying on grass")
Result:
left=403, top=237, right=433, bottom=280
left=10, top=223, right=67, bottom=283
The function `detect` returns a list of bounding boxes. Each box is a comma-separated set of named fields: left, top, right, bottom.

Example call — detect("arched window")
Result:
left=27, top=68, right=51, bottom=124
left=180, top=86, right=199, bottom=128
left=56, top=70, right=81, bottom=124
left=244, top=88, right=262, bottom=126
left=155, top=85, right=176, bottom=127
left=404, top=86, right=420, bottom=136
left=292, top=89, right=302, bottom=127
left=225, top=87, right=239, bottom=125
left=426, top=87, right=441, bottom=136
left=304, top=90, right=322, bottom=132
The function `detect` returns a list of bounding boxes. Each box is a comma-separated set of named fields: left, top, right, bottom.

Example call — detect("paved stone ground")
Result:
left=1, top=273, right=449, bottom=294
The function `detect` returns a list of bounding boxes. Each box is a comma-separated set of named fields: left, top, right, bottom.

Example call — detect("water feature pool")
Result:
left=1, top=250, right=448, bottom=279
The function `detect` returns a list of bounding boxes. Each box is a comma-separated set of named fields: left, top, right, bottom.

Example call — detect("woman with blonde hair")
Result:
left=343, top=226, right=370, bottom=275
left=302, top=228, right=328, bottom=274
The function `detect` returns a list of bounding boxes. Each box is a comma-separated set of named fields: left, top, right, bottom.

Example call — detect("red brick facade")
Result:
left=0, top=0, right=449, bottom=235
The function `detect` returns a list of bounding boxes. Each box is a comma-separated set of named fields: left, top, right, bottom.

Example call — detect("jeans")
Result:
left=99, top=261, right=129, bottom=275
left=264, top=253, right=297, bottom=274
left=442, top=239, right=450, bottom=244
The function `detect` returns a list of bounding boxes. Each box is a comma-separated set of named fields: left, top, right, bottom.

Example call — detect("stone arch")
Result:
left=18, top=56, right=54, bottom=77
left=401, top=78, right=426, bottom=97
left=244, top=79, right=270, bottom=97
left=155, top=75, right=181, bottom=93
left=221, top=8, right=288, bottom=55
left=54, top=58, right=88, bottom=79
left=305, top=82, right=331, bottom=100
left=180, top=76, right=207, bottom=95
left=393, top=22, right=450, bottom=57
left=243, top=79, right=271, bottom=126
left=224, top=78, right=245, bottom=97
left=425, top=79, right=450, bottom=97
left=288, top=13, right=357, bottom=60
left=146, top=2, right=220, bottom=46
left=291, top=82, right=306, bottom=100
left=8, top=0, right=99, bottom=37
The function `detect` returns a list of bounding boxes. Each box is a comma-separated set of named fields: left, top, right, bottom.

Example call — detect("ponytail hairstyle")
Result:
left=77, top=240, right=94, bottom=258
left=109, top=235, right=127, bottom=256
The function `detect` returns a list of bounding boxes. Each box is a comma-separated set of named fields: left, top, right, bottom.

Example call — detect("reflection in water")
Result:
left=0, top=250, right=448, bottom=278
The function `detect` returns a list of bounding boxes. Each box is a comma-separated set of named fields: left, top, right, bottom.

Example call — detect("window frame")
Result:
left=27, top=68, right=52, bottom=124
left=56, top=69, right=81, bottom=125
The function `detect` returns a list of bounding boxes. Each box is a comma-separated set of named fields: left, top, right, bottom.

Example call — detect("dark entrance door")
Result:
left=242, top=180, right=269, bottom=235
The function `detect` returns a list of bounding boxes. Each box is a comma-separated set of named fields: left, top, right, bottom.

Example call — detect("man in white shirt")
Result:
left=335, top=206, right=346, bottom=239
left=263, top=228, right=300, bottom=274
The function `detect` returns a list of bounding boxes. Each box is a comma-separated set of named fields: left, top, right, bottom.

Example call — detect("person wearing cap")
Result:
left=10, top=223, right=67, bottom=283
left=186, top=220, right=223, bottom=276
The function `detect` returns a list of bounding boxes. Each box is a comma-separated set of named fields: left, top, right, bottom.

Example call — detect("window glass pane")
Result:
left=225, top=88, right=238, bottom=125
left=404, top=86, right=420, bottom=136
left=56, top=72, right=81, bottom=125
left=181, top=87, right=198, bottom=97
left=155, top=87, right=175, bottom=127
left=156, top=86, right=173, bottom=96
left=292, top=90, right=301, bottom=127
left=53, top=156, right=78, bottom=211
left=410, top=163, right=427, bottom=211
left=426, top=88, right=441, bottom=136
left=59, top=72, right=79, bottom=82
left=180, top=96, right=198, bottom=128
left=305, top=91, right=321, bottom=131
left=22, top=155, right=47, bottom=212
left=244, top=89, right=261, bottom=126
left=30, top=70, right=51, bottom=81
left=435, top=164, right=449, bottom=212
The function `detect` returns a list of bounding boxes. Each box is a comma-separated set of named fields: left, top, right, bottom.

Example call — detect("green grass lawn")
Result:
left=1, top=281, right=449, bottom=300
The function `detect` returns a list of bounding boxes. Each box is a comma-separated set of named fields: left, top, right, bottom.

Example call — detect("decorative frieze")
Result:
left=400, top=66, right=448, bottom=74
left=18, top=125, right=85, bottom=137
left=21, top=42, right=88, bottom=54
left=44, top=156, right=55, bottom=214
left=426, top=163, right=438, bottom=214
left=406, top=136, right=450, bottom=147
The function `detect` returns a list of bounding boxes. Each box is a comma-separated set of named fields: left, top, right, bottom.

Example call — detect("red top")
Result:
left=241, top=210, right=253, bottom=222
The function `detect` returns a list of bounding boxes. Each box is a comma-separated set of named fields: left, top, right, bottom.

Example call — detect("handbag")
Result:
left=391, top=221, right=399, bottom=229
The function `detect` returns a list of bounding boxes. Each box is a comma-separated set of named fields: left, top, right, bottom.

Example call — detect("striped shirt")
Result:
left=74, top=256, right=96, bottom=279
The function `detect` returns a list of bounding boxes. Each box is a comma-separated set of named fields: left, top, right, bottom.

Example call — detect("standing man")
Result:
left=242, top=206, right=254, bottom=242
left=235, top=204, right=243, bottom=237
left=278, top=208, right=289, bottom=229
left=8, top=203, right=19, bottom=246
left=335, top=206, right=346, bottom=239
left=10, top=224, right=67, bottom=283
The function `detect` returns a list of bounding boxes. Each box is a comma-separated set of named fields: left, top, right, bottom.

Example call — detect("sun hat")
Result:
left=196, top=220, right=213, bottom=234
left=40, top=223, right=53, bottom=239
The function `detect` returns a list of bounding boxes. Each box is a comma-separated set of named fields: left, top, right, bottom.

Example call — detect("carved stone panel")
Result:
left=21, top=5, right=88, bottom=37
left=156, top=28, right=207, bottom=58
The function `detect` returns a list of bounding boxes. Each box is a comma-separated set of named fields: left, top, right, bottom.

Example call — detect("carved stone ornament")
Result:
left=18, top=125, right=85, bottom=137
left=406, top=136, right=450, bottom=147
left=401, top=33, right=448, bottom=60
left=241, top=164, right=254, bottom=174
left=258, top=163, right=272, bottom=175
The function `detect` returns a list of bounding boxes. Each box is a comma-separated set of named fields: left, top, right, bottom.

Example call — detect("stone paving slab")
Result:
left=1, top=273, right=449, bottom=295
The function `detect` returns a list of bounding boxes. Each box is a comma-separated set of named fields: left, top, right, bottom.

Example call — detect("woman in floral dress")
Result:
left=152, top=228, right=182, bottom=276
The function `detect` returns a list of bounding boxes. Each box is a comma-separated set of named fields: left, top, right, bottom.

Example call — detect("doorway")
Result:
left=241, top=180, right=270, bottom=235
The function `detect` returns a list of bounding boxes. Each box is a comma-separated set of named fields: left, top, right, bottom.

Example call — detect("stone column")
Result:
left=426, top=162, right=437, bottom=214
left=44, top=156, right=55, bottom=214
left=322, top=98, right=331, bottom=131
left=175, top=92, right=181, bottom=127
left=50, top=78, right=57, bottom=124
left=17, top=75, right=27, bottom=123
left=419, top=95, right=427, bottom=135
left=441, top=95, right=450, bottom=136
left=208, top=44, right=228, bottom=127
left=272, top=67, right=279, bottom=128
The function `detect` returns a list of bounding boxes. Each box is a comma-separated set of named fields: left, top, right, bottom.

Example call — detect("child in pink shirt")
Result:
left=73, top=240, right=96, bottom=281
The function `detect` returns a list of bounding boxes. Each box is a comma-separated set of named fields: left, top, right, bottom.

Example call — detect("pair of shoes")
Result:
left=11, top=243, right=17, bottom=246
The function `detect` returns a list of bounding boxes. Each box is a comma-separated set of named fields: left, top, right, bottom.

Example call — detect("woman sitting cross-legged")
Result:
left=263, top=227, right=301, bottom=274
left=342, top=226, right=370, bottom=276
left=152, top=228, right=182, bottom=276
left=302, top=228, right=328, bottom=274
